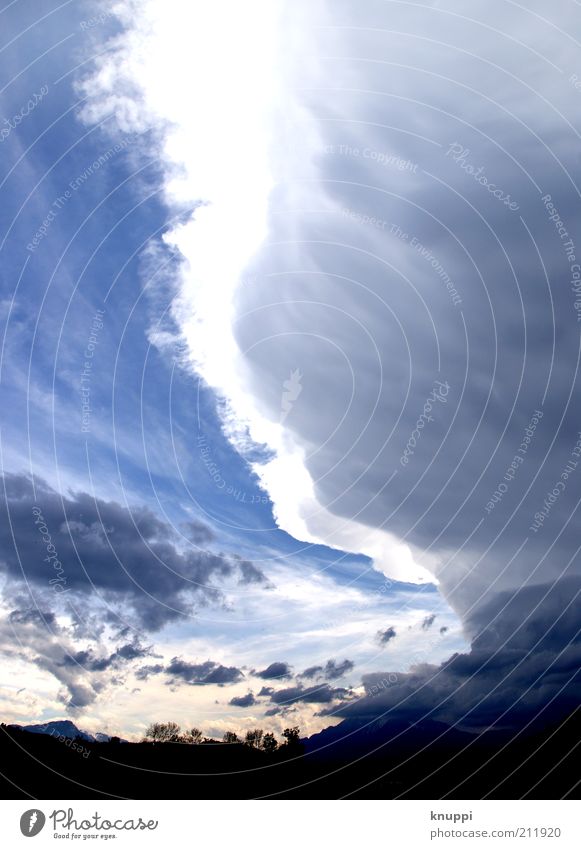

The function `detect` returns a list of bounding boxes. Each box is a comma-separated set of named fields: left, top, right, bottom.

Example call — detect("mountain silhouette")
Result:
left=9, top=720, right=125, bottom=743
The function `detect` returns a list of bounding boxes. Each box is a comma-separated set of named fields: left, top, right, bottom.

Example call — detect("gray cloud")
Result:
left=421, top=614, right=437, bottom=631
left=0, top=473, right=267, bottom=631
left=134, top=657, right=245, bottom=686
left=59, top=640, right=152, bottom=673
left=229, top=692, right=256, bottom=708
left=270, top=683, right=352, bottom=706
left=0, top=605, right=141, bottom=712
left=135, top=663, right=164, bottom=681
left=300, top=665, right=323, bottom=680
left=300, top=658, right=355, bottom=681
left=228, top=0, right=581, bottom=632
left=323, top=658, right=354, bottom=680
left=238, top=560, right=269, bottom=585
left=255, top=661, right=292, bottom=680
left=329, top=579, right=581, bottom=730
left=166, top=657, right=243, bottom=686
left=9, top=608, right=58, bottom=629
left=377, top=627, right=397, bottom=646
left=183, top=520, right=216, bottom=545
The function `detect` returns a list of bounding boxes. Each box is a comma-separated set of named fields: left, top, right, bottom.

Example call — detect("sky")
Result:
left=0, top=0, right=580, bottom=743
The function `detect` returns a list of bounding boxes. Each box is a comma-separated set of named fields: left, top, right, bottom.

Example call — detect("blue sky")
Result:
left=1, top=0, right=581, bottom=742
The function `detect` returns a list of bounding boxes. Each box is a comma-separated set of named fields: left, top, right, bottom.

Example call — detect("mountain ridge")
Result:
left=8, top=719, right=125, bottom=743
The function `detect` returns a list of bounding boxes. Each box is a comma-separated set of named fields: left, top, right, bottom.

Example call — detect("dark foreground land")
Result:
left=1, top=714, right=580, bottom=799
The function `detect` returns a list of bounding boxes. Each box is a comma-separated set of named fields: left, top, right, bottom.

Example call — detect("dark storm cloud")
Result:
left=114, top=642, right=152, bottom=662
left=324, top=659, right=354, bottom=680
left=421, top=615, right=437, bottom=631
left=300, top=665, right=323, bottom=680
left=301, top=658, right=355, bottom=680
left=58, top=681, right=96, bottom=710
left=377, top=627, right=397, bottom=646
left=270, top=683, right=352, bottom=705
left=133, top=657, right=244, bottom=686
left=0, top=473, right=266, bottom=630
left=166, top=656, right=243, bottom=686
left=59, top=640, right=152, bottom=672
left=255, top=662, right=292, bottom=680
left=229, top=692, right=256, bottom=708
left=258, top=686, right=274, bottom=696
left=9, top=608, right=58, bottom=629
left=231, top=0, right=581, bottom=629
left=330, top=579, right=581, bottom=730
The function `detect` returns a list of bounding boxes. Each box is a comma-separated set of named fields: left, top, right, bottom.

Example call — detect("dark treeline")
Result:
left=142, top=721, right=301, bottom=753
left=1, top=711, right=580, bottom=799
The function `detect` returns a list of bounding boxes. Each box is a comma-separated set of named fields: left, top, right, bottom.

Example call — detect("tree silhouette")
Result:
left=282, top=726, right=302, bottom=748
left=144, top=721, right=181, bottom=743
left=262, top=732, right=278, bottom=753
left=223, top=731, right=240, bottom=744
left=188, top=728, right=203, bottom=744
left=244, top=728, right=264, bottom=749
left=139, top=720, right=301, bottom=754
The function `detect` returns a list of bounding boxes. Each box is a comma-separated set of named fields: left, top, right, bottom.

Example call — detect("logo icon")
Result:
left=20, top=810, right=45, bottom=837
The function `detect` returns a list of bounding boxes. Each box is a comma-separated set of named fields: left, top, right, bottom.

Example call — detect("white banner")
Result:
left=0, top=799, right=579, bottom=848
